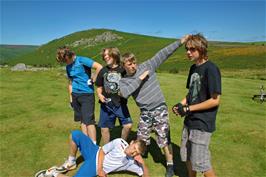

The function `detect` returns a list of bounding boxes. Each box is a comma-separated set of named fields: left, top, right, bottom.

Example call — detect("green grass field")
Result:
left=0, top=68, right=265, bottom=177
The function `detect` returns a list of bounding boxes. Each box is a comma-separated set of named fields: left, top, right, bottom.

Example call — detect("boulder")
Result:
left=11, top=63, right=27, bottom=71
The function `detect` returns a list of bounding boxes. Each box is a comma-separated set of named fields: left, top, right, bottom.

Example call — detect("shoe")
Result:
left=35, top=166, right=58, bottom=177
left=56, top=159, right=76, bottom=173
left=35, top=169, right=46, bottom=177
left=165, top=164, right=174, bottom=177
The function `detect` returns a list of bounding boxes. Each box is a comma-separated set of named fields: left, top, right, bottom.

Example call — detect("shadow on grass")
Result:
left=75, top=126, right=188, bottom=177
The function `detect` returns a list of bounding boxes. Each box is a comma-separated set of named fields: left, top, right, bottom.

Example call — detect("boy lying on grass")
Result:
left=35, top=130, right=149, bottom=177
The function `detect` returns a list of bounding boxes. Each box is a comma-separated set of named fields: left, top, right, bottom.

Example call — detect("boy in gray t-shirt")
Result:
left=35, top=130, right=149, bottom=177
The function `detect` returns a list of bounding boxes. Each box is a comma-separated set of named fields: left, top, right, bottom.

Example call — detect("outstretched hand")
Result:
left=180, top=35, right=191, bottom=45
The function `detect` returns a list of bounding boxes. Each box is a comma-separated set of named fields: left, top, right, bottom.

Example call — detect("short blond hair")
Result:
left=121, top=52, right=137, bottom=65
left=134, top=139, right=147, bottom=154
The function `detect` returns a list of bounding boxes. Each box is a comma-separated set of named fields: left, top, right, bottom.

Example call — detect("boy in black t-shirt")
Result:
left=95, top=47, right=133, bottom=144
left=173, top=34, right=221, bottom=177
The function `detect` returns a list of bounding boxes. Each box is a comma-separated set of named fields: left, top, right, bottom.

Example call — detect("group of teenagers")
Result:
left=36, top=34, right=221, bottom=177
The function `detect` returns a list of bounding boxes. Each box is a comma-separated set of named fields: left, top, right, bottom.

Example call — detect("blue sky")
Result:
left=1, top=0, right=265, bottom=45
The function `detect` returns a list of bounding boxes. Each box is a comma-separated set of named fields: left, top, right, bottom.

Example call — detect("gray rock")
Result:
left=68, top=31, right=123, bottom=47
left=11, top=63, right=27, bottom=71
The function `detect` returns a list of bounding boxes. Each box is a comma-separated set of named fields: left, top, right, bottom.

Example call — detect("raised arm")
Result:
left=143, top=35, right=188, bottom=70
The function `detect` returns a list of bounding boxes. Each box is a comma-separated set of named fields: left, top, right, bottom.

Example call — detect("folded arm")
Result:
left=119, top=71, right=149, bottom=98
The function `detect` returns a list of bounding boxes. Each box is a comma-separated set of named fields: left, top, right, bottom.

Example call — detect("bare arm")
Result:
left=92, top=62, right=103, bottom=83
left=96, top=86, right=106, bottom=103
left=68, top=80, right=72, bottom=102
left=189, top=94, right=220, bottom=112
left=134, top=155, right=150, bottom=177
left=173, top=94, right=220, bottom=116
left=97, top=148, right=107, bottom=177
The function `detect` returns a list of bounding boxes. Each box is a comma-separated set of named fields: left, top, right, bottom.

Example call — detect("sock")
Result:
left=167, top=162, right=173, bottom=166
left=52, top=171, right=59, bottom=177
left=68, top=155, right=76, bottom=162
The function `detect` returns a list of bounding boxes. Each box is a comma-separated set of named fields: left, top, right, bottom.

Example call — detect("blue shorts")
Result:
left=98, top=103, right=132, bottom=128
left=71, top=130, right=99, bottom=177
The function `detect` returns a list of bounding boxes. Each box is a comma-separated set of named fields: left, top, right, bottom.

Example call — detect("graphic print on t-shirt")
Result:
left=103, top=72, right=122, bottom=94
left=189, top=73, right=201, bottom=103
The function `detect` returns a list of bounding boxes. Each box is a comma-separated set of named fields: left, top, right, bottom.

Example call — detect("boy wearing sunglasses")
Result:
left=172, top=34, right=221, bottom=177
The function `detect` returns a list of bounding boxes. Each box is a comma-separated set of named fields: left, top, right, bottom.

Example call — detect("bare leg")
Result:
left=186, top=161, right=196, bottom=177
left=163, top=144, right=173, bottom=163
left=101, top=127, right=110, bottom=144
left=86, top=124, right=96, bottom=142
left=203, top=168, right=216, bottom=177
left=81, top=123, right=96, bottom=142
left=121, top=123, right=132, bottom=141
left=57, top=174, right=70, bottom=177
left=69, top=134, right=78, bottom=157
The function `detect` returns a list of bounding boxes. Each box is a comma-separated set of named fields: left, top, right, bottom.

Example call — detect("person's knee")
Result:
left=123, top=123, right=132, bottom=130
left=101, top=128, right=109, bottom=134
left=71, top=130, right=83, bottom=144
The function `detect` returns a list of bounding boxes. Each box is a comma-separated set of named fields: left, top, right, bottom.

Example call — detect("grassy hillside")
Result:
left=0, top=68, right=265, bottom=177
left=0, top=45, right=39, bottom=64
left=9, top=29, right=266, bottom=73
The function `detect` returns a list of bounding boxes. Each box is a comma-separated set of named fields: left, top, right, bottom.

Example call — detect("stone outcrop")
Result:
left=69, top=31, right=123, bottom=47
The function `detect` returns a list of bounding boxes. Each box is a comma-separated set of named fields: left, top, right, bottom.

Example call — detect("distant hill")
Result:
left=0, top=45, right=39, bottom=64
left=8, top=29, right=266, bottom=73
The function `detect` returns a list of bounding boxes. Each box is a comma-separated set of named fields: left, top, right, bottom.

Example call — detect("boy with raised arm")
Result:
left=119, top=35, right=189, bottom=177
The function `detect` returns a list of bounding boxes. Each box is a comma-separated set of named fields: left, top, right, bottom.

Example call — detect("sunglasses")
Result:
left=185, top=47, right=197, bottom=52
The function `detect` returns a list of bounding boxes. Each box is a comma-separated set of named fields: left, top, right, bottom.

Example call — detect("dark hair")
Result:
left=101, top=47, right=121, bottom=65
left=56, top=46, right=75, bottom=63
left=185, top=33, right=208, bottom=60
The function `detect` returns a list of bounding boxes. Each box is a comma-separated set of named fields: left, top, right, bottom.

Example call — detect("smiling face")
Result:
left=103, top=49, right=115, bottom=66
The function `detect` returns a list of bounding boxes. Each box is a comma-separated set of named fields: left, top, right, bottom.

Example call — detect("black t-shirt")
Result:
left=95, top=66, right=127, bottom=106
left=184, top=60, right=222, bottom=132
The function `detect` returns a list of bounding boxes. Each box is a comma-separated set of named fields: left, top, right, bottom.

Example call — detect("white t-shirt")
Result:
left=102, top=138, right=144, bottom=176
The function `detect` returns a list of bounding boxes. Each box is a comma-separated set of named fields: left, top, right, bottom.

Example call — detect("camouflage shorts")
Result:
left=137, top=105, right=170, bottom=148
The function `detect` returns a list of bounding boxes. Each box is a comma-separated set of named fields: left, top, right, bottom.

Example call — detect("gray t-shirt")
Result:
left=102, top=138, right=143, bottom=176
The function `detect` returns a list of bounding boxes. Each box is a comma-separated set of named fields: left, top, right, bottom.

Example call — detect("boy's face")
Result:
left=124, top=141, right=141, bottom=157
left=123, top=60, right=137, bottom=76
left=186, top=46, right=200, bottom=62
left=65, top=55, right=73, bottom=64
left=103, top=49, right=115, bottom=66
